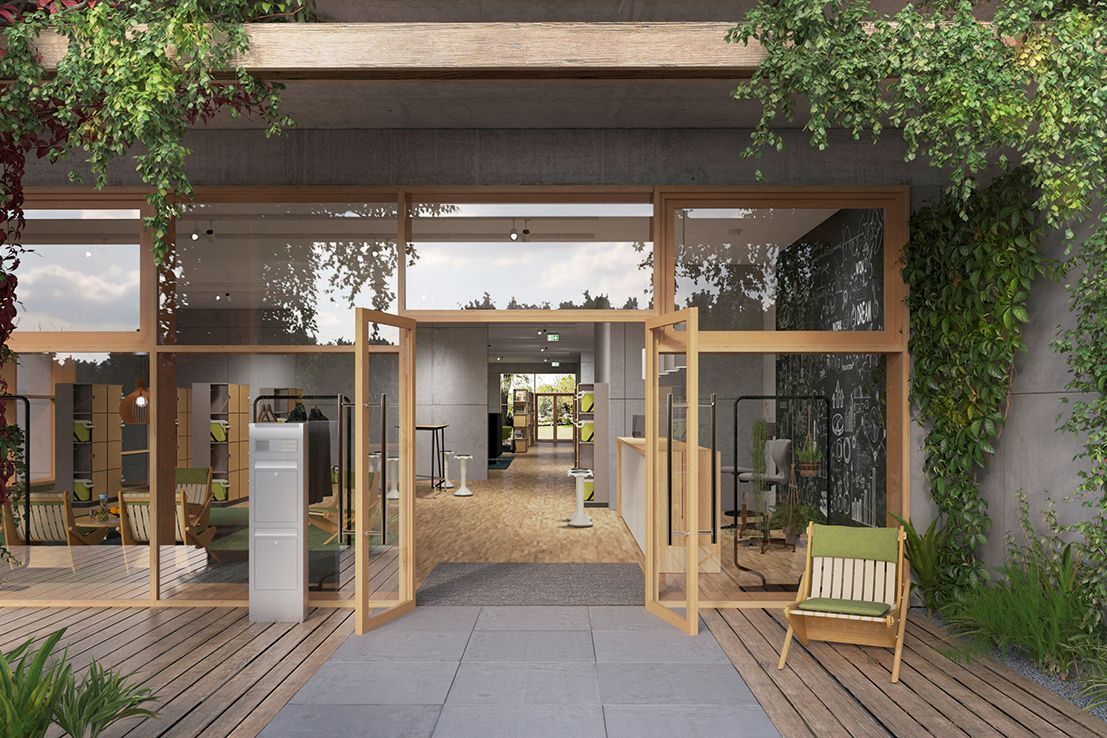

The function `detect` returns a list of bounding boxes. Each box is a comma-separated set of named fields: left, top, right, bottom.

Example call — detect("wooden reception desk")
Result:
left=616, top=436, right=722, bottom=572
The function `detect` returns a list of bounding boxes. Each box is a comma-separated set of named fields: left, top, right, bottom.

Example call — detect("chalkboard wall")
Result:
left=775, top=209, right=887, bottom=526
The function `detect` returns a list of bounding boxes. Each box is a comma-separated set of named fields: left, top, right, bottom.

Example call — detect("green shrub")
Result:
left=0, top=631, right=72, bottom=738
left=943, top=494, right=1105, bottom=677
left=892, top=514, right=954, bottom=613
left=54, top=661, right=157, bottom=738
left=0, top=629, right=157, bottom=738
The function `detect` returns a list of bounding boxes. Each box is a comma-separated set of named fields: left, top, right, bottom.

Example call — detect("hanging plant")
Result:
left=903, top=169, right=1043, bottom=596
left=0, top=1, right=313, bottom=556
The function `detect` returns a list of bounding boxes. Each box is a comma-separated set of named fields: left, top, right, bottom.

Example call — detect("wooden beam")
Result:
left=32, top=22, right=760, bottom=80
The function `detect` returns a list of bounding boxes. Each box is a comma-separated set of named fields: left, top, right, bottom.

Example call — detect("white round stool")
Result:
left=441, top=449, right=455, bottom=489
left=453, top=454, right=473, bottom=497
left=386, top=456, right=400, bottom=500
left=567, top=467, right=594, bottom=528
left=368, top=452, right=381, bottom=475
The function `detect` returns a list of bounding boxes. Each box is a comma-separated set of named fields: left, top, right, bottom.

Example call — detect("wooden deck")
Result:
left=705, top=608, right=1107, bottom=738
left=2, top=603, right=1103, bottom=736
left=0, top=605, right=352, bottom=738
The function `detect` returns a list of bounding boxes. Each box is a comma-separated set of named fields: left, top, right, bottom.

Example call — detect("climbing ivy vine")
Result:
left=0, top=1, right=313, bottom=550
left=903, top=170, right=1043, bottom=594
left=726, top=0, right=1107, bottom=599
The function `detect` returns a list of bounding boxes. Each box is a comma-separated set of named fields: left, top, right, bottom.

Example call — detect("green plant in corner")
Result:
left=54, top=661, right=157, bottom=738
left=892, top=514, right=954, bottom=613
left=0, top=630, right=71, bottom=738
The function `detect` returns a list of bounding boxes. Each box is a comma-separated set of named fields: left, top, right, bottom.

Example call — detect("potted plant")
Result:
left=796, top=432, right=822, bottom=478
left=770, top=491, right=818, bottom=548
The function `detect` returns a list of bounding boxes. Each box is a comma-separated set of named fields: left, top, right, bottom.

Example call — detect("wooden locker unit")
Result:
left=574, top=383, right=609, bottom=505
left=512, top=389, right=533, bottom=453
left=55, top=383, right=123, bottom=502
left=191, top=383, right=252, bottom=503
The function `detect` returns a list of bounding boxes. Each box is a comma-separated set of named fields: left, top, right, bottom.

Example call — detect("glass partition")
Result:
left=1, top=352, right=150, bottom=601
left=674, top=207, right=884, bottom=331
left=18, top=209, right=142, bottom=332
left=163, top=202, right=399, bottom=345
left=698, top=351, right=888, bottom=599
left=157, top=352, right=355, bottom=601
left=406, top=201, right=653, bottom=311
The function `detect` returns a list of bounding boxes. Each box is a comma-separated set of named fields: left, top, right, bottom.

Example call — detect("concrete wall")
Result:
left=594, top=323, right=646, bottom=507
left=21, top=126, right=1091, bottom=569
left=414, top=325, right=490, bottom=482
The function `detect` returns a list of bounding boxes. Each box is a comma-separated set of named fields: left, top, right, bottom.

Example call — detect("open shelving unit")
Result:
left=574, top=382, right=609, bottom=504
left=55, top=383, right=124, bottom=502
left=512, top=388, right=534, bottom=453
left=191, top=383, right=250, bottom=503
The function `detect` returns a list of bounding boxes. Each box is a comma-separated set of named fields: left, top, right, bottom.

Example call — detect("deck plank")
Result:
left=710, top=608, right=1107, bottom=738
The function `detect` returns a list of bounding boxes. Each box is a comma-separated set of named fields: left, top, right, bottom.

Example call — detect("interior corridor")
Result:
left=414, top=444, right=642, bottom=585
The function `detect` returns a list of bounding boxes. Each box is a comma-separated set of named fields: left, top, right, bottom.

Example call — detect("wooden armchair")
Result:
left=1, top=492, right=107, bottom=547
left=119, top=468, right=219, bottom=560
left=308, top=471, right=373, bottom=546
left=778, top=522, right=910, bottom=682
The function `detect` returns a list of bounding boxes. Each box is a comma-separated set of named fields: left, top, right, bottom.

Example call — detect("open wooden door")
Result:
left=355, top=309, right=417, bottom=633
left=645, top=308, right=702, bottom=634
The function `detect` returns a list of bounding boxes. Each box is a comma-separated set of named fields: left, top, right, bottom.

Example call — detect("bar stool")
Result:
left=386, top=456, right=400, bottom=500
left=453, top=454, right=473, bottom=497
left=441, top=449, right=455, bottom=489
left=567, top=467, right=594, bottom=528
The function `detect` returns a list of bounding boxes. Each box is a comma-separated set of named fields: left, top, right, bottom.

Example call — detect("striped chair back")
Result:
left=28, top=494, right=69, bottom=544
left=176, top=467, right=210, bottom=506
left=808, top=524, right=901, bottom=608
left=121, top=492, right=184, bottom=544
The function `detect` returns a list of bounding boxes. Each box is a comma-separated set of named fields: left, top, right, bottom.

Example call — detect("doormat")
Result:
left=488, top=456, right=513, bottom=470
left=416, top=562, right=644, bottom=606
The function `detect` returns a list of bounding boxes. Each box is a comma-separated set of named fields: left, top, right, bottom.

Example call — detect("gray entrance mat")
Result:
left=416, top=562, right=644, bottom=606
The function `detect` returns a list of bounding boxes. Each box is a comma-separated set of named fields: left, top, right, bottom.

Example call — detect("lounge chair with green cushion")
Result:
left=778, top=521, right=910, bottom=682
left=1, top=492, right=107, bottom=547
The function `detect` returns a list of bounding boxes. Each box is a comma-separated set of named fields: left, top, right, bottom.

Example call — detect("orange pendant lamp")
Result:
left=119, top=379, right=150, bottom=424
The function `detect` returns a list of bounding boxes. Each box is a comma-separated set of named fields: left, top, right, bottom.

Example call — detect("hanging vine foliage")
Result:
left=726, top=0, right=1107, bottom=596
left=903, top=170, right=1043, bottom=595
left=0, top=1, right=312, bottom=535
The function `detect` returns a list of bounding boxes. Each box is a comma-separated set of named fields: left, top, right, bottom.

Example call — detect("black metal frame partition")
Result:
left=732, top=394, right=833, bottom=525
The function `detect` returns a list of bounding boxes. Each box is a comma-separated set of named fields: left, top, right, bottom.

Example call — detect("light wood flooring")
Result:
left=414, top=443, right=643, bottom=582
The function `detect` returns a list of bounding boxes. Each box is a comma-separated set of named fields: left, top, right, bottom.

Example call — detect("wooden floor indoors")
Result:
left=705, top=607, right=1107, bottom=738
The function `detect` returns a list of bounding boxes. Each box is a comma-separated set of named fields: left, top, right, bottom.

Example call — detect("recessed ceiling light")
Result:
left=497, top=356, right=503, bottom=361
left=84, top=250, right=92, bottom=258
left=509, top=228, right=519, bottom=241
left=190, top=231, right=199, bottom=241
left=540, top=347, right=547, bottom=352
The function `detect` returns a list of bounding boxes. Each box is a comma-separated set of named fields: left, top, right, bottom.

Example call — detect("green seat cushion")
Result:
left=811, top=524, right=900, bottom=562
left=797, top=597, right=891, bottom=618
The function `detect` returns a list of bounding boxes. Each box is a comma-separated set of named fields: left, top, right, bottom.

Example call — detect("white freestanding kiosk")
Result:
left=249, top=422, right=308, bottom=623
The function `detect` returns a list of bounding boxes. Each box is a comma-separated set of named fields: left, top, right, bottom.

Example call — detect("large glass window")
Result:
left=695, top=351, right=888, bottom=599
left=406, top=201, right=653, bottom=311
left=18, top=209, right=142, bottom=332
left=163, top=202, right=399, bottom=345
left=158, top=352, right=355, bottom=602
left=1, top=352, right=150, bottom=602
left=674, top=208, right=884, bottom=331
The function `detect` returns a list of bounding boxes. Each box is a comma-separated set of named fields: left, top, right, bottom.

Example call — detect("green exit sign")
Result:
left=546, top=333, right=560, bottom=342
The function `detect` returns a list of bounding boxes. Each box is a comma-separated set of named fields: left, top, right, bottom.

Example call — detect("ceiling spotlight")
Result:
left=214, top=294, right=221, bottom=302
left=509, top=228, right=519, bottom=242
left=190, top=231, right=199, bottom=241
left=537, top=329, right=544, bottom=335
left=497, top=355, right=503, bottom=361
left=522, top=220, right=530, bottom=241
left=84, top=250, right=93, bottom=258
left=540, top=347, right=547, bottom=352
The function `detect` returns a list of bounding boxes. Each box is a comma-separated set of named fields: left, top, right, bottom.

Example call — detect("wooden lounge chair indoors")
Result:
left=119, top=468, right=220, bottom=561
left=778, top=522, right=910, bottom=682
left=1, top=492, right=108, bottom=547
left=308, top=470, right=374, bottom=546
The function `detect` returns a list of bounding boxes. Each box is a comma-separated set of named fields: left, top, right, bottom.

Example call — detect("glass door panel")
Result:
left=645, top=309, right=700, bottom=634
left=356, top=309, right=416, bottom=633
